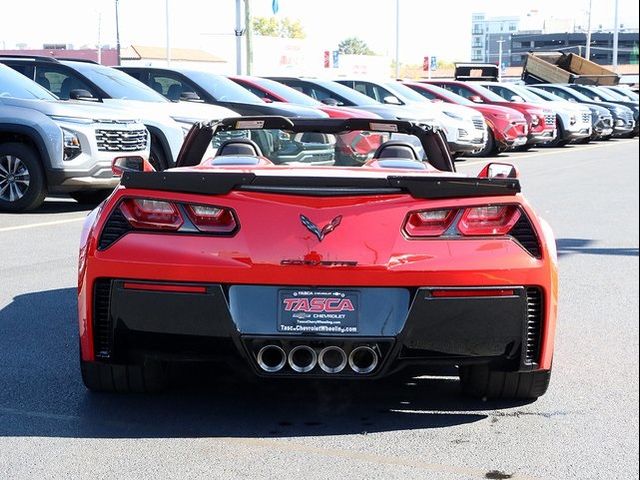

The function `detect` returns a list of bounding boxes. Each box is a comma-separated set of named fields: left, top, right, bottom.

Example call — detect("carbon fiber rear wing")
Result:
left=121, top=171, right=520, bottom=199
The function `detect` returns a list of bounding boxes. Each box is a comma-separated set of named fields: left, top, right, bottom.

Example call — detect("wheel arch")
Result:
left=0, top=125, right=53, bottom=183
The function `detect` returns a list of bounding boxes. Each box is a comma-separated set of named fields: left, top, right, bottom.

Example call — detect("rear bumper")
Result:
left=85, top=280, right=547, bottom=379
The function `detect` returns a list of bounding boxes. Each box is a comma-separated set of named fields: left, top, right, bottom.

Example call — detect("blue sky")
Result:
left=1, top=0, right=638, bottom=63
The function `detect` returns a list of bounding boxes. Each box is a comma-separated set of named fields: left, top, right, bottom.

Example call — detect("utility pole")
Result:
left=235, top=0, right=243, bottom=74
left=97, top=12, right=102, bottom=64
left=497, top=38, right=504, bottom=82
left=585, top=0, right=593, bottom=59
left=165, top=0, right=171, bottom=65
left=115, top=0, right=121, bottom=65
left=612, top=0, right=619, bottom=71
left=245, top=0, right=252, bottom=75
left=395, top=0, right=400, bottom=78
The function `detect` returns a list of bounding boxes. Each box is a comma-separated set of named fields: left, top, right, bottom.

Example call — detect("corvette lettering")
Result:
left=283, top=297, right=355, bottom=313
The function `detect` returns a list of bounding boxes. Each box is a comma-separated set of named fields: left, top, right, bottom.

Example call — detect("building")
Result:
left=471, top=13, right=519, bottom=66
left=120, top=45, right=228, bottom=72
left=510, top=31, right=640, bottom=66
left=0, top=48, right=119, bottom=65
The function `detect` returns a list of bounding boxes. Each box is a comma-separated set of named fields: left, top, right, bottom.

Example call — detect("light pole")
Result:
left=585, top=0, right=593, bottom=59
left=235, top=0, right=243, bottom=74
left=115, top=0, right=121, bottom=65
left=612, top=0, right=619, bottom=70
left=165, top=0, right=171, bottom=66
left=497, top=38, right=504, bottom=82
left=395, top=0, right=400, bottom=78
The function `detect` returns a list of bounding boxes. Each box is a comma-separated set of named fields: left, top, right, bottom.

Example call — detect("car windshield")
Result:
left=314, top=80, right=381, bottom=106
left=383, top=82, right=432, bottom=103
left=527, top=88, right=567, bottom=102
left=208, top=123, right=435, bottom=167
left=249, top=77, right=320, bottom=107
left=185, top=71, right=263, bottom=103
left=594, top=87, right=628, bottom=102
left=71, top=63, right=167, bottom=102
left=610, top=87, right=639, bottom=101
left=470, top=84, right=511, bottom=102
left=553, top=87, right=593, bottom=102
left=0, top=66, right=57, bottom=100
left=509, top=85, right=548, bottom=103
left=410, top=84, right=476, bottom=106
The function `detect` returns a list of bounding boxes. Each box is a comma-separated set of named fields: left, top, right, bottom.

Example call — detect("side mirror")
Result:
left=568, top=98, right=577, bottom=102
left=510, top=95, right=525, bottom=103
left=478, top=162, right=519, bottom=179
left=383, top=95, right=402, bottom=105
left=431, top=98, right=444, bottom=103
left=69, top=89, right=94, bottom=100
left=112, top=156, right=156, bottom=177
left=320, top=97, right=340, bottom=106
left=262, top=97, right=274, bottom=103
left=469, top=95, right=484, bottom=103
left=180, top=91, right=202, bottom=102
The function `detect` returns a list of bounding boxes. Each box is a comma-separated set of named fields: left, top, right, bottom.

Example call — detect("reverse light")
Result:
left=120, top=198, right=183, bottom=230
left=458, top=205, right=521, bottom=236
left=404, top=209, right=457, bottom=237
left=185, top=204, right=237, bottom=234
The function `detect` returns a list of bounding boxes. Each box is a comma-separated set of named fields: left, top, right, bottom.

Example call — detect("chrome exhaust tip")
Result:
left=318, top=346, right=348, bottom=374
left=256, top=345, right=287, bottom=373
left=348, top=346, right=378, bottom=374
left=288, top=345, right=317, bottom=373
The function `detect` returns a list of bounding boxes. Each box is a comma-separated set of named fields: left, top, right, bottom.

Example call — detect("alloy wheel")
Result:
left=0, top=155, right=31, bottom=202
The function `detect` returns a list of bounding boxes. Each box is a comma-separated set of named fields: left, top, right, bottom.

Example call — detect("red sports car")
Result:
left=423, top=80, right=557, bottom=148
left=402, top=81, right=529, bottom=156
left=78, top=117, right=558, bottom=400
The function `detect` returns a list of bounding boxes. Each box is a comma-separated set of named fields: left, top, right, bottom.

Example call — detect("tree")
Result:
left=337, top=37, right=376, bottom=56
left=252, top=16, right=306, bottom=39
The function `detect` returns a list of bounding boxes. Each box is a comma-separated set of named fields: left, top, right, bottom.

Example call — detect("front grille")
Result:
left=93, top=279, right=113, bottom=359
left=98, top=206, right=131, bottom=250
left=96, top=129, right=148, bottom=152
left=472, top=117, right=485, bottom=129
left=544, top=113, right=556, bottom=127
left=509, top=214, right=541, bottom=258
left=524, top=287, right=543, bottom=365
left=582, top=112, right=592, bottom=124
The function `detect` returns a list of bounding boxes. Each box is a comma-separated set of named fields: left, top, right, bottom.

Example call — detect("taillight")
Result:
left=185, top=204, right=237, bottom=234
left=120, top=198, right=183, bottom=230
left=458, top=205, right=521, bottom=236
left=404, top=208, right=457, bottom=237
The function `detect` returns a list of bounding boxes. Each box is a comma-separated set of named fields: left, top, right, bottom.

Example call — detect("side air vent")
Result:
left=98, top=207, right=131, bottom=250
left=93, top=279, right=113, bottom=360
left=509, top=214, right=541, bottom=258
left=524, top=287, right=543, bottom=366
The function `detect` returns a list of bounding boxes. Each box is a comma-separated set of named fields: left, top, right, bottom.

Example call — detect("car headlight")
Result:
left=570, top=115, right=577, bottom=125
left=62, top=128, right=82, bottom=161
left=531, top=116, right=540, bottom=126
left=443, top=111, right=464, bottom=121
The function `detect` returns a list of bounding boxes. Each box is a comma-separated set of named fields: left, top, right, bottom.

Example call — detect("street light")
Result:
left=395, top=0, right=400, bottom=78
left=497, top=38, right=505, bottom=82
left=585, top=0, right=593, bottom=59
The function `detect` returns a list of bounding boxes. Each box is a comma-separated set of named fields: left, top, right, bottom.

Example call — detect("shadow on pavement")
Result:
left=10, top=198, right=94, bottom=215
left=0, top=287, right=532, bottom=439
left=557, top=238, right=639, bottom=258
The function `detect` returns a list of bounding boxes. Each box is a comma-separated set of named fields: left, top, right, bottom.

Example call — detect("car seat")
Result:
left=372, top=141, right=420, bottom=160
left=216, top=139, right=264, bottom=156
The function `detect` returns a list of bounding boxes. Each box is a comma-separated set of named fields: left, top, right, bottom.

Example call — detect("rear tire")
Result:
left=459, top=365, right=551, bottom=400
left=0, top=143, right=47, bottom=212
left=149, top=136, right=168, bottom=171
left=81, top=359, right=169, bottom=393
left=545, top=119, right=568, bottom=147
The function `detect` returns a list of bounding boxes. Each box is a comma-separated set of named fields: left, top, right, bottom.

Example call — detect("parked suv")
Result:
left=0, top=56, right=236, bottom=169
left=0, top=64, right=149, bottom=211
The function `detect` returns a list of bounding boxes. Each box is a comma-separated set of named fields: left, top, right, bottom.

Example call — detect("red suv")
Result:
left=423, top=81, right=556, bottom=148
left=402, top=81, right=528, bottom=156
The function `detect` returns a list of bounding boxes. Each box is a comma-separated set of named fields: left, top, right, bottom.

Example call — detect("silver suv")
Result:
left=0, top=64, right=149, bottom=211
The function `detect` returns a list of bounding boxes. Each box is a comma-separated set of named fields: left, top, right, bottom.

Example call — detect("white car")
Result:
left=334, top=78, right=487, bottom=154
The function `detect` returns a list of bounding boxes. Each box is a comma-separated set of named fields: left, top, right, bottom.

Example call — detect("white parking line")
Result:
left=0, top=216, right=86, bottom=233
left=458, top=139, right=638, bottom=167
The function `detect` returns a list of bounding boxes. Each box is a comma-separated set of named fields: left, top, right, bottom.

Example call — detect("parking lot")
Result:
left=0, top=138, right=637, bottom=480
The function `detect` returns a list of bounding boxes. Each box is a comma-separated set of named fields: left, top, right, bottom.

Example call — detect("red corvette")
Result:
left=78, top=117, right=558, bottom=399
left=402, top=81, right=529, bottom=156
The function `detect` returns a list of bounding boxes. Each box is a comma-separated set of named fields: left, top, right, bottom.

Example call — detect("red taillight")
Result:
left=120, top=198, right=183, bottom=230
left=185, top=204, right=237, bottom=234
left=458, top=205, right=521, bottom=236
left=404, top=209, right=457, bottom=237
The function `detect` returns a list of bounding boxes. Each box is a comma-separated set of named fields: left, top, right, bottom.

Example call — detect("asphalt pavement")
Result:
left=0, top=139, right=638, bottom=480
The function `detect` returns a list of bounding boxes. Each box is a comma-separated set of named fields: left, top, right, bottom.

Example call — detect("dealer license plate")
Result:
left=278, top=289, right=359, bottom=334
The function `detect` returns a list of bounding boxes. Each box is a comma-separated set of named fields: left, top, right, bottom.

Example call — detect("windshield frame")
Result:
left=247, top=77, right=322, bottom=107
left=183, top=70, right=264, bottom=103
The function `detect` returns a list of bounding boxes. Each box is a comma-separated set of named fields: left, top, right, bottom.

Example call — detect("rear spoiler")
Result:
left=121, top=171, right=520, bottom=200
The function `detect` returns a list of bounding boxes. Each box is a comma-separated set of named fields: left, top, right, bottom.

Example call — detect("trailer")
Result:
left=521, top=52, right=620, bottom=86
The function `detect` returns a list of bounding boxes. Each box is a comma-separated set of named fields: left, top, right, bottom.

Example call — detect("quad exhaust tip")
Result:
left=348, top=346, right=378, bottom=374
left=288, top=345, right=318, bottom=373
left=257, top=345, right=287, bottom=373
left=318, top=346, right=348, bottom=374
